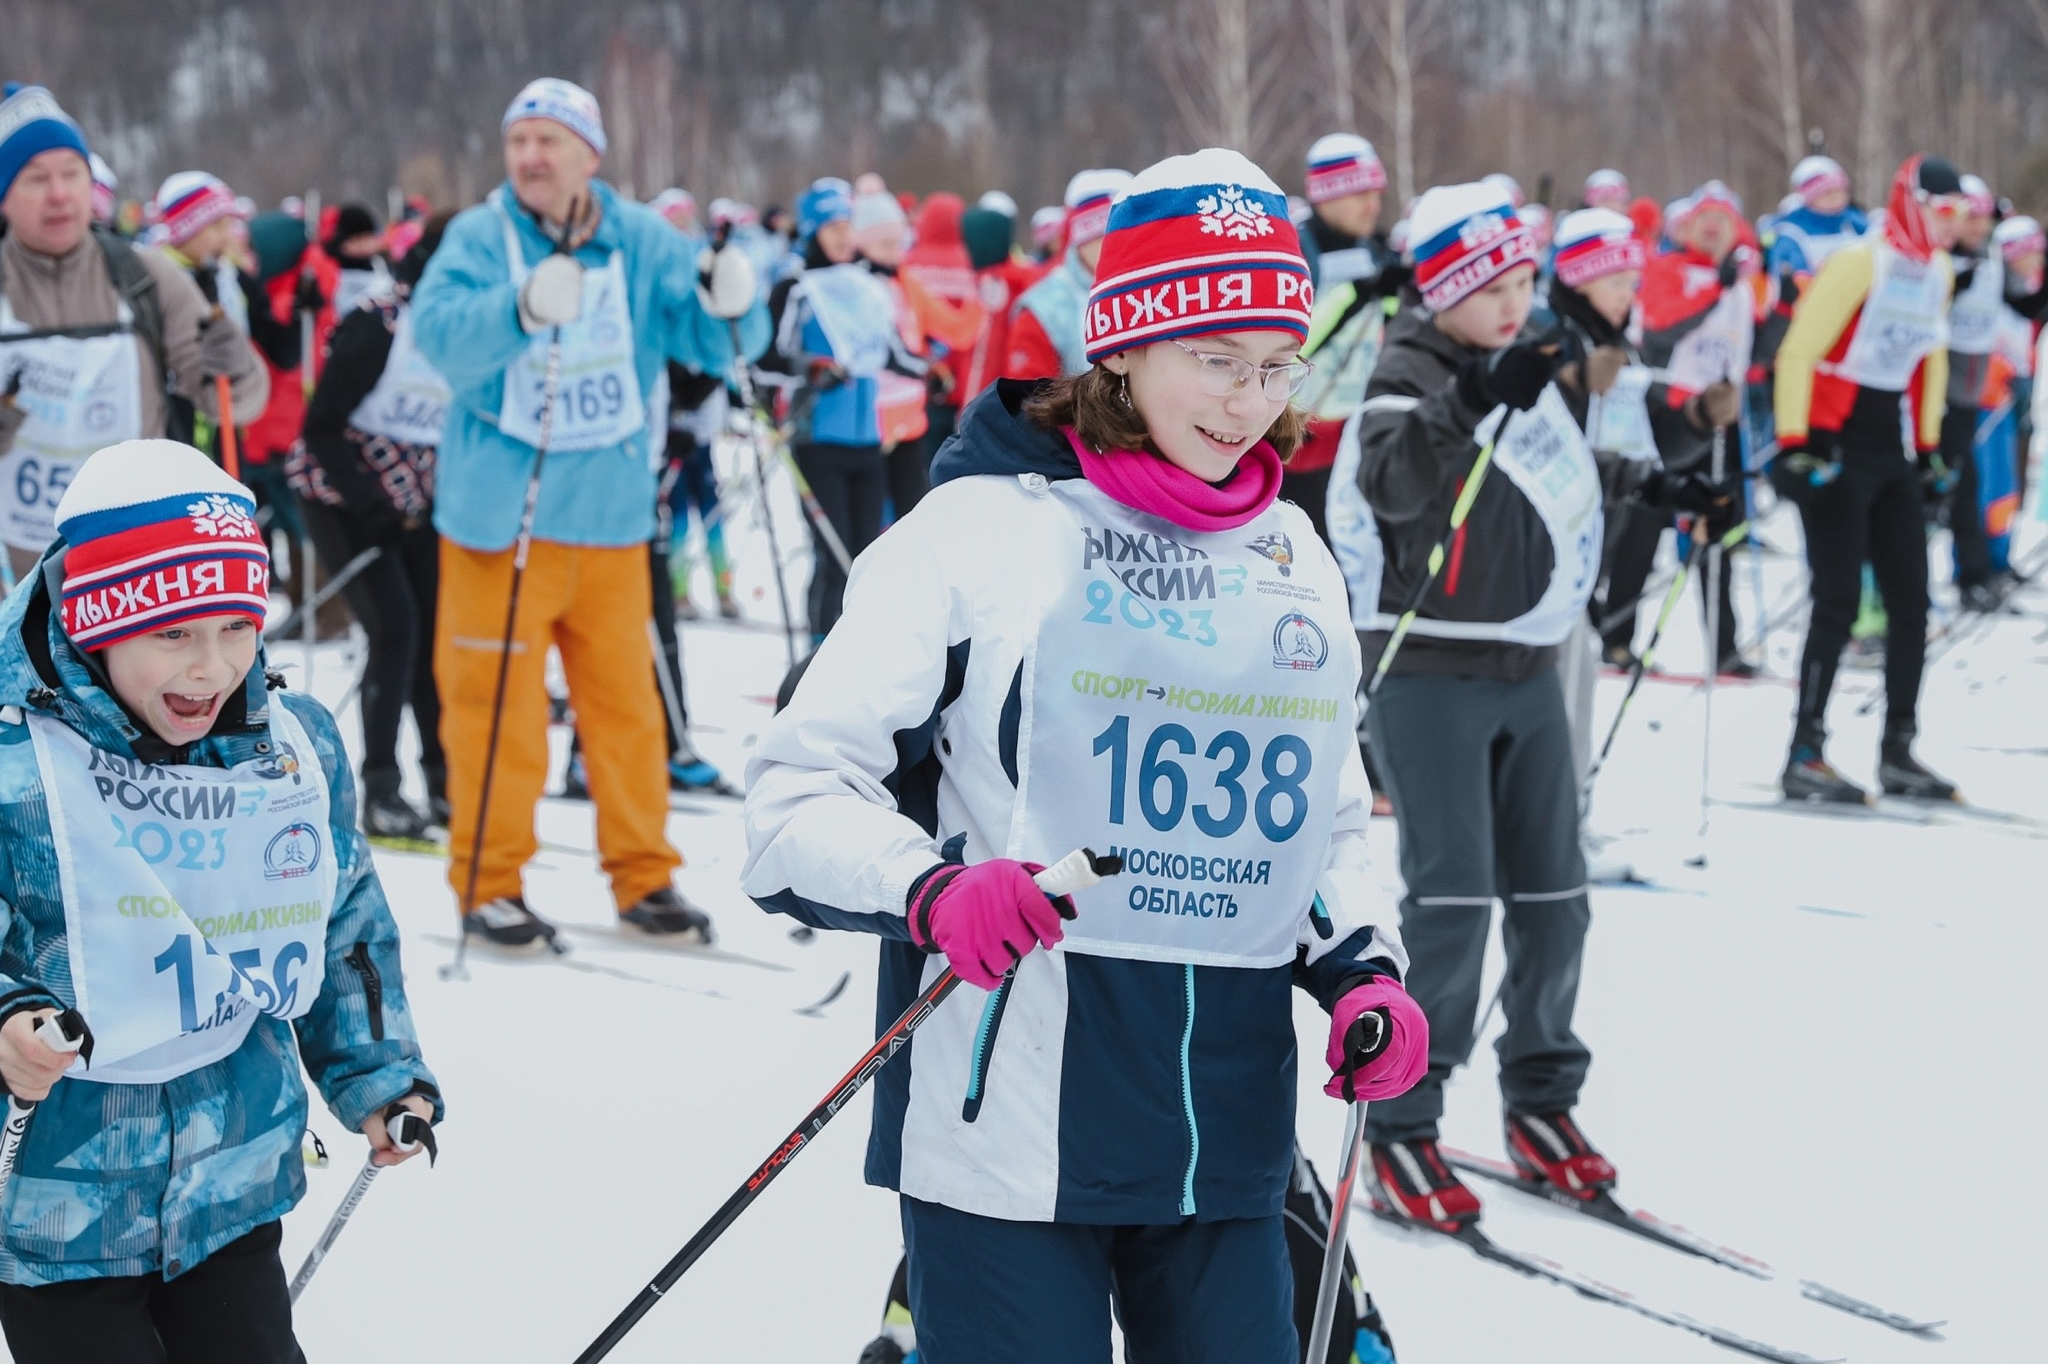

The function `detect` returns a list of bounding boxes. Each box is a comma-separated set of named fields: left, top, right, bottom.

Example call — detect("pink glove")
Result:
left=1324, top=976, right=1429, bottom=1102
left=907, top=860, right=1075, bottom=991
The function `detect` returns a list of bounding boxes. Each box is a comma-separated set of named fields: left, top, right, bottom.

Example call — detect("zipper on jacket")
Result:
left=1178, top=963, right=1200, bottom=1216
left=960, top=977, right=1012, bottom=1124
left=345, top=942, right=385, bottom=1042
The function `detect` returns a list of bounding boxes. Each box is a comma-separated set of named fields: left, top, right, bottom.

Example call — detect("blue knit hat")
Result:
left=797, top=178, right=854, bottom=240
left=0, top=85, right=89, bottom=201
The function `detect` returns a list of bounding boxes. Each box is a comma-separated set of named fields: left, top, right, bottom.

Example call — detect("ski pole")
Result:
left=215, top=373, right=241, bottom=479
left=569, top=847, right=1124, bottom=1364
left=776, top=440, right=855, bottom=576
left=443, top=239, right=572, bottom=982
left=1690, top=421, right=1728, bottom=869
left=265, top=545, right=381, bottom=642
left=727, top=330, right=801, bottom=668
left=1364, top=418, right=1511, bottom=698
left=1305, top=1096, right=1372, bottom=1364
left=0, top=1010, right=92, bottom=1208
left=288, top=1103, right=437, bottom=1303
left=1579, top=534, right=1706, bottom=814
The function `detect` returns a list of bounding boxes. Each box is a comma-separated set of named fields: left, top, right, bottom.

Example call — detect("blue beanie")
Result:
left=797, top=179, right=853, bottom=241
left=0, top=85, right=89, bottom=201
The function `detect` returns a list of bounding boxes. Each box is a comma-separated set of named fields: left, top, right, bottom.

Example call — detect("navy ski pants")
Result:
left=900, top=1196, right=1294, bottom=1364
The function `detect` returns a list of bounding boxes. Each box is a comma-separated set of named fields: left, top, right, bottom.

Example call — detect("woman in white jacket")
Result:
left=743, top=150, right=1426, bottom=1364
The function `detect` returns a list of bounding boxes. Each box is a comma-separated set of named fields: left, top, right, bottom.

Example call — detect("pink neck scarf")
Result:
left=1066, top=429, right=1283, bottom=532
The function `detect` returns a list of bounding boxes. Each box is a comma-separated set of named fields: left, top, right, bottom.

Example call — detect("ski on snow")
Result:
left=1364, top=1204, right=1840, bottom=1364
left=1443, top=1148, right=1945, bottom=1337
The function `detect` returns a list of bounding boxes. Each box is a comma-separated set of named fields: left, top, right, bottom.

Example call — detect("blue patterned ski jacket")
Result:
left=0, top=556, right=440, bottom=1285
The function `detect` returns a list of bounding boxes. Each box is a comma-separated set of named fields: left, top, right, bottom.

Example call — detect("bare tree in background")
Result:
left=1155, top=0, right=1296, bottom=156
left=1364, top=0, right=1450, bottom=204
left=1761, top=0, right=1805, bottom=173
left=1855, top=0, right=1907, bottom=196
left=1313, top=0, right=1357, bottom=130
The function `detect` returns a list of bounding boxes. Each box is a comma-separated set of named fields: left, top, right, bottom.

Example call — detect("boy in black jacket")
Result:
left=1344, top=182, right=1615, bottom=1231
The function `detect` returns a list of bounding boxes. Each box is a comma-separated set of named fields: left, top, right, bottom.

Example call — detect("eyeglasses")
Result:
left=1170, top=340, right=1314, bottom=401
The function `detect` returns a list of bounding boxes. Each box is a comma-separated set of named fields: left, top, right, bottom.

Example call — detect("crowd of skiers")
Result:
left=0, top=60, right=2037, bottom=1364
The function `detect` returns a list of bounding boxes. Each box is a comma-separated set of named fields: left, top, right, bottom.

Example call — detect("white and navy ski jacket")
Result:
left=743, top=379, right=1405, bottom=1226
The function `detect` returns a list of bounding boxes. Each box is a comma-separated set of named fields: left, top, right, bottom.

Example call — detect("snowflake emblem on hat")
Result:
left=188, top=494, right=257, bottom=539
left=1197, top=185, right=1273, bottom=242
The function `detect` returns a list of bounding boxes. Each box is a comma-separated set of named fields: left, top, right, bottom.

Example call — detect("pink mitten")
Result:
left=907, top=860, right=1074, bottom=991
left=1323, top=976, right=1429, bottom=1102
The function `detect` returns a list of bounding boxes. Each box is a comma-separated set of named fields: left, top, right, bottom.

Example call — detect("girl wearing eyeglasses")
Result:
left=743, top=149, right=1424, bottom=1364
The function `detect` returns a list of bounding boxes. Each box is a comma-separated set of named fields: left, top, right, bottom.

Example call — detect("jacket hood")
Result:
left=909, top=193, right=967, bottom=254
left=929, top=379, right=1083, bottom=487
left=0, top=545, right=276, bottom=762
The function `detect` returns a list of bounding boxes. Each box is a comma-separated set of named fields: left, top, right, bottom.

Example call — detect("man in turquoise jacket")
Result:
left=412, top=77, right=767, bottom=948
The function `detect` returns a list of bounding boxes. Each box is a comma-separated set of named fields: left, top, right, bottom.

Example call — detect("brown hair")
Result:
left=1022, top=363, right=1308, bottom=463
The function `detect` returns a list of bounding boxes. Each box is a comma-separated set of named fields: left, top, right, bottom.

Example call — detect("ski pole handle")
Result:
left=1033, top=847, right=1123, bottom=899
left=0, top=1010, right=91, bottom=1195
left=289, top=1103, right=435, bottom=1304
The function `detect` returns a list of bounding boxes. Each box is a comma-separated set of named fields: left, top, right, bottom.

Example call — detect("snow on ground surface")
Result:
left=37, top=442, right=2045, bottom=1363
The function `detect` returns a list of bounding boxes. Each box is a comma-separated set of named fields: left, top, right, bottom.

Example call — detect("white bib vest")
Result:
left=0, top=297, right=145, bottom=552
left=348, top=303, right=452, bottom=447
left=492, top=193, right=646, bottom=453
left=1826, top=245, right=1950, bottom=392
left=29, top=704, right=335, bottom=1085
left=332, top=259, right=392, bottom=320
left=1946, top=252, right=2003, bottom=358
left=1008, top=477, right=1356, bottom=969
left=1662, top=278, right=1755, bottom=393
left=1585, top=364, right=1660, bottom=464
left=1339, top=388, right=1602, bottom=647
left=798, top=264, right=899, bottom=378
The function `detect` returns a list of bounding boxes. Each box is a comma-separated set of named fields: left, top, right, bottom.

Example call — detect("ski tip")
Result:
left=794, top=970, right=853, bottom=1017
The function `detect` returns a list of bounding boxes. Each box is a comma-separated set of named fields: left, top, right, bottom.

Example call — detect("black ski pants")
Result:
left=0, top=1219, right=304, bottom=1364
left=298, top=501, right=444, bottom=793
left=1792, top=445, right=1928, bottom=748
left=1363, top=667, right=1592, bottom=1144
left=1941, top=402, right=1993, bottom=589
left=793, top=441, right=886, bottom=639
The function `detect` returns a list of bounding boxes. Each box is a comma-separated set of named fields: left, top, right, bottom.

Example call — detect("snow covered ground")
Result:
left=48, top=445, right=2048, bottom=1363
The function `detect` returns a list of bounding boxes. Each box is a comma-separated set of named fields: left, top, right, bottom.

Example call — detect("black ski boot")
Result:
left=621, top=886, right=715, bottom=942
left=423, top=762, right=451, bottom=829
left=362, top=772, right=437, bottom=846
left=463, top=896, right=561, bottom=948
left=1781, top=744, right=1868, bottom=804
left=1879, top=729, right=1959, bottom=802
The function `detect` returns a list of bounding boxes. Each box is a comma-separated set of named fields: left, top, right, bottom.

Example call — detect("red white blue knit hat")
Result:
left=1961, top=174, right=1995, bottom=219
left=1995, top=215, right=2046, bottom=261
left=1583, top=169, right=1630, bottom=208
left=153, top=172, right=242, bottom=246
left=1083, top=149, right=1312, bottom=363
left=1791, top=156, right=1849, bottom=205
left=502, top=78, right=606, bottom=156
left=1407, top=182, right=1538, bottom=313
left=1063, top=168, right=1133, bottom=248
left=54, top=440, right=270, bottom=652
left=1304, top=134, right=1386, bottom=204
left=1552, top=208, right=1645, bottom=288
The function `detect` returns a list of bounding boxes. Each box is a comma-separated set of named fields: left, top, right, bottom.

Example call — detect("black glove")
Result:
left=1643, top=466, right=1740, bottom=530
left=1717, top=252, right=1742, bottom=291
left=192, top=263, right=220, bottom=307
left=1765, top=434, right=1840, bottom=507
left=1373, top=256, right=1414, bottom=299
left=1456, top=332, right=1565, bottom=413
left=294, top=270, right=325, bottom=314
left=1918, top=451, right=1955, bottom=516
